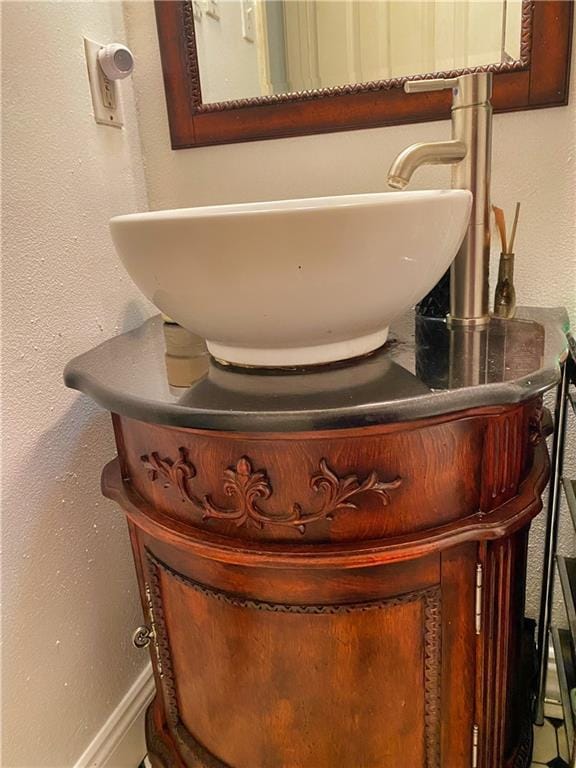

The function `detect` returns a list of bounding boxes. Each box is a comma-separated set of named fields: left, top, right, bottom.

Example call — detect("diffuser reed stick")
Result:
left=492, top=205, right=508, bottom=253
left=508, top=202, right=521, bottom=254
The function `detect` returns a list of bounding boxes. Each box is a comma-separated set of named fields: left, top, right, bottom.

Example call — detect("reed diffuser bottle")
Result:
left=494, top=253, right=516, bottom=318
left=493, top=203, right=520, bottom=319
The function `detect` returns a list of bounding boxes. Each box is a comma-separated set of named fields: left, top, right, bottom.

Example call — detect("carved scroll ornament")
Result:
left=140, top=451, right=401, bottom=534
left=527, top=402, right=545, bottom=446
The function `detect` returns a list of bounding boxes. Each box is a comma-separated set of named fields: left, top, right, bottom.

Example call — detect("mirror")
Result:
left=155, top=0, right=573, bottom=147
left=194, top=0, right=525, bottom=105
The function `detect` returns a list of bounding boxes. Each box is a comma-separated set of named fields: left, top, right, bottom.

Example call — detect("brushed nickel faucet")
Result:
left=388, top=72, right=493, bottom=327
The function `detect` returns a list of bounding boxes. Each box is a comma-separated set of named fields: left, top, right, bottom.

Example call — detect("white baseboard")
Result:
left=74, top=663, right=155, bottom=768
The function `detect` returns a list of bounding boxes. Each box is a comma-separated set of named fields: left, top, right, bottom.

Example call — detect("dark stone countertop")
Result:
left=64, top=307, right=570, bottom=432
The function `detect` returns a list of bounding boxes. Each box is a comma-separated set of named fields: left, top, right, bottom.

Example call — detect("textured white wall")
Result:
left=125, top=0, right=576, bottom=623
left=2, top=2, right=153, bottom=766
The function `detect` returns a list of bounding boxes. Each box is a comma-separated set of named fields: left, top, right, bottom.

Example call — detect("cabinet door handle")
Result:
left=132, top=625, right=152, bottom=649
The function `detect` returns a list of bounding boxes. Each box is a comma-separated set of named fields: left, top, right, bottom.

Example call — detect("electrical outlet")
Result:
left=241, top=0, right=256, bottom=42
left=84, top=37, right=123, bottom=128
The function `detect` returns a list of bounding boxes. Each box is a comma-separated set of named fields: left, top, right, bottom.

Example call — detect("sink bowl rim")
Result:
left=110, top=189, right=472, bottom=224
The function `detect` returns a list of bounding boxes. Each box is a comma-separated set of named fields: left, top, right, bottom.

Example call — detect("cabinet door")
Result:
left=131, top=533, right=478, bottom=768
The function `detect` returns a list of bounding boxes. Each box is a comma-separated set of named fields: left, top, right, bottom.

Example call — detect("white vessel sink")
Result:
left=110, top=189, right=472, bottom=367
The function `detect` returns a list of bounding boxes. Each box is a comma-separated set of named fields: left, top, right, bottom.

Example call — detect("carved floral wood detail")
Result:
left=140, top=451, right=402, bottom=534
left=141, top=447, right=196, bottom=496
left=527, top=402, right=544, bottom=446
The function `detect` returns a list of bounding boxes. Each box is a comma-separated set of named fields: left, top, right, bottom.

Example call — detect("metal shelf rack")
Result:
left=535, top=335, right=576, bottom=766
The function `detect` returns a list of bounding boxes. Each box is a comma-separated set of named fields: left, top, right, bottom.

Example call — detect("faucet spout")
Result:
left=388, top=72, right=492, bottom=326
left=387, top=140, right=467, bottom=189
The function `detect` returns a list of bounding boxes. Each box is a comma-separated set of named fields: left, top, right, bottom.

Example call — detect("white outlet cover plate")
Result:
left=241, top=0, right=255, bottom=41
left=84, top=37, right=123, bottom=128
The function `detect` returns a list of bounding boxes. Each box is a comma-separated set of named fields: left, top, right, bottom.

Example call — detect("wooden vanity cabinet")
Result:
left=103, top=399, right=547, bottom=768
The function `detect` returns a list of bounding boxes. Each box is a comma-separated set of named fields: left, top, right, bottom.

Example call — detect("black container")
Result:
left=415, top=268, right=450, bottom=319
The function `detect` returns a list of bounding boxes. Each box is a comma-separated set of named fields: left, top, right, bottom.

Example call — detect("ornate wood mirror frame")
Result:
left=155, top=0, right=573, bottom=149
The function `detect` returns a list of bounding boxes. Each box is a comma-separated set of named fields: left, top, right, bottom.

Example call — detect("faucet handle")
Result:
left=404, top=77, right=459, bottom=94
left=404, top=72, right=493, bottom=107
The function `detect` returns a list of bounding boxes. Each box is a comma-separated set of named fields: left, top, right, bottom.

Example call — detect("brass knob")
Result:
left=132, top=625, right=152, bottom=649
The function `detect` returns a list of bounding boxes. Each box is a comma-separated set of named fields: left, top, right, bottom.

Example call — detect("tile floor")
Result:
left=140, top=716, right=571, bottom=767
left=532, top=716, right=570, bottom=767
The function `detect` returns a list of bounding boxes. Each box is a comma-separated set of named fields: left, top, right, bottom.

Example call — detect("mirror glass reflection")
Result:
left=192, top=0, right=524, bottom=104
